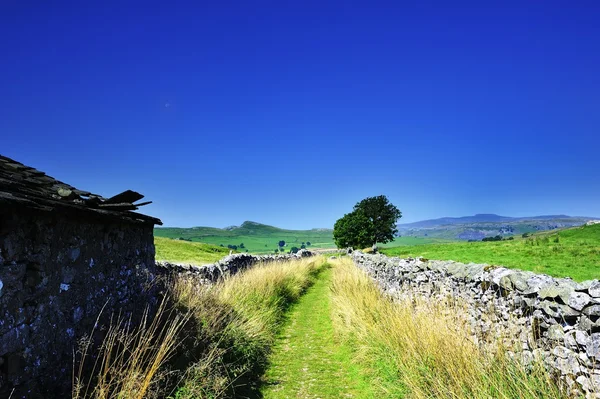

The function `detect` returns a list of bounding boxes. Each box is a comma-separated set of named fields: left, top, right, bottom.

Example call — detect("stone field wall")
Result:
left=352, top=251, right=600, bottom=398
left=156, top=248, right=313, bottom=283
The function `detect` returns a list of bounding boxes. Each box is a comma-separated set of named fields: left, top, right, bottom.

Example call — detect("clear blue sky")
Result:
left=1, top=1, right=599, bottom=228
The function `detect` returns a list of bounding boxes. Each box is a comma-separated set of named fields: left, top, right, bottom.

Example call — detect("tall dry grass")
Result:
left=73, top=296, right=191, bottom=399
left=172, top=256, right=326, bottom=398
left=330, top=258, right=565, bottom=399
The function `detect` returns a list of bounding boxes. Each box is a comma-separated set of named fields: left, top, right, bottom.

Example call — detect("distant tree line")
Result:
left=218, top=243, right=246, bottom=251
left=214, top=239, right=313, bottom=254
left=273, top=240, right=310, bottom=254
left=482, top=235, right=503, bottom=242
left=481, top=235, right=515, bottom=242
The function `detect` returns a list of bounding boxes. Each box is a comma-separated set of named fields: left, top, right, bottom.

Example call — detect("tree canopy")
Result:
left=333, top=195, right=401, bottom=248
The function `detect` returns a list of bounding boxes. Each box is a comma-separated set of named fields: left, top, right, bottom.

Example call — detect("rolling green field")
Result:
left=154, top=236, right=232, bottom=264
left=381, top=224, right=600, bottom=281
left=155, top=220, right=335, bottom=254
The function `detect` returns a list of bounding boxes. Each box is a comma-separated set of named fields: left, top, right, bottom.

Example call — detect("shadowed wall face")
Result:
left=0, top=207, right=157, bottom=398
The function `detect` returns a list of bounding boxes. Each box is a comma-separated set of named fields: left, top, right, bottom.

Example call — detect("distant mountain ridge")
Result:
left=186, top=221, right=333, bottom=233
left=397, top=214, right=596, bottom=241
left=399, top=214, right=592, bottom=228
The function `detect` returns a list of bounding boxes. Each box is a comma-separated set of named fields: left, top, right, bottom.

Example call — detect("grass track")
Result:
left=261, top=267, right=374, bottom=399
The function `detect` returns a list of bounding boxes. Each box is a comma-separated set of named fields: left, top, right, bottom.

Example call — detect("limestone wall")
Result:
left=351, top=251, right=600, bottom=398
left=156, top=249, right=313, bottom=282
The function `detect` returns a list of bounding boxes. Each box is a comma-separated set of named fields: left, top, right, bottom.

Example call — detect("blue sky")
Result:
left=1, top=1, right=599, bottom=228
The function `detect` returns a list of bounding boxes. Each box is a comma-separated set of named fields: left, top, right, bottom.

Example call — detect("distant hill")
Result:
left=400, top=214, right=583, bottom=228
left=155, top=221, right=335, bottom=253
left=397, top=214, right=596, bottom=241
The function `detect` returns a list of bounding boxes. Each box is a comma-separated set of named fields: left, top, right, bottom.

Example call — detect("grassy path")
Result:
left=261, top=266, right=373, bottom=399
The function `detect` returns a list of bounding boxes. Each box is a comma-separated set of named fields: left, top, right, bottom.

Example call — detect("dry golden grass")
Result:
left=73, top=296, right=191, bottom=399
left=330, top=258, right=566, bottom=399
left=172, top=256, right=326, bottom=398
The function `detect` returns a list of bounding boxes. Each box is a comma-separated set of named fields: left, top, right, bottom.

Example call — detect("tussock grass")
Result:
left=75, top=256, right=328, bottom=399
left=330, top=258, right=565, bottom=399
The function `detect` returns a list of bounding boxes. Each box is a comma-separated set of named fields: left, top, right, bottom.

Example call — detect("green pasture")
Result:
left=382, top=224, right=600, bottom=281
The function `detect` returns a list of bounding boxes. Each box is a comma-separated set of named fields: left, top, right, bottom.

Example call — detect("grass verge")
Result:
left=330, top=258, right=566, bottom=399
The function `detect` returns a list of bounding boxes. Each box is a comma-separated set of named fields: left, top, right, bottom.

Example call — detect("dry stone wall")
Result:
left=352, top=251, right=600, bottom=398
left=156, top=249, right=314, bottom=283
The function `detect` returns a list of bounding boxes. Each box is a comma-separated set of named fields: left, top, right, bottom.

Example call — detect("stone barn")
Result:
left=0, top=155, right=162, bottom=397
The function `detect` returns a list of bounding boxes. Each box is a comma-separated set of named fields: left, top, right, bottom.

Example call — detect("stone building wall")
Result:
left=0, top=207, right=158, bottom=398
left=352, top=251, right=600, bottom=398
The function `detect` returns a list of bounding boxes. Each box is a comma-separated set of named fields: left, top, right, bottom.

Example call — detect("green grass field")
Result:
left=381, top=224, right=600, bottom=281
left=155, top=220, right=335, bottom=254
left=154, top=236, right=232, bottom=264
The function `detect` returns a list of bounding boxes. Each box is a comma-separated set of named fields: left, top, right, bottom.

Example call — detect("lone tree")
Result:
left=278, top=240, right=285, bottom=248
left=333, top=195, right=401, bottom=249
